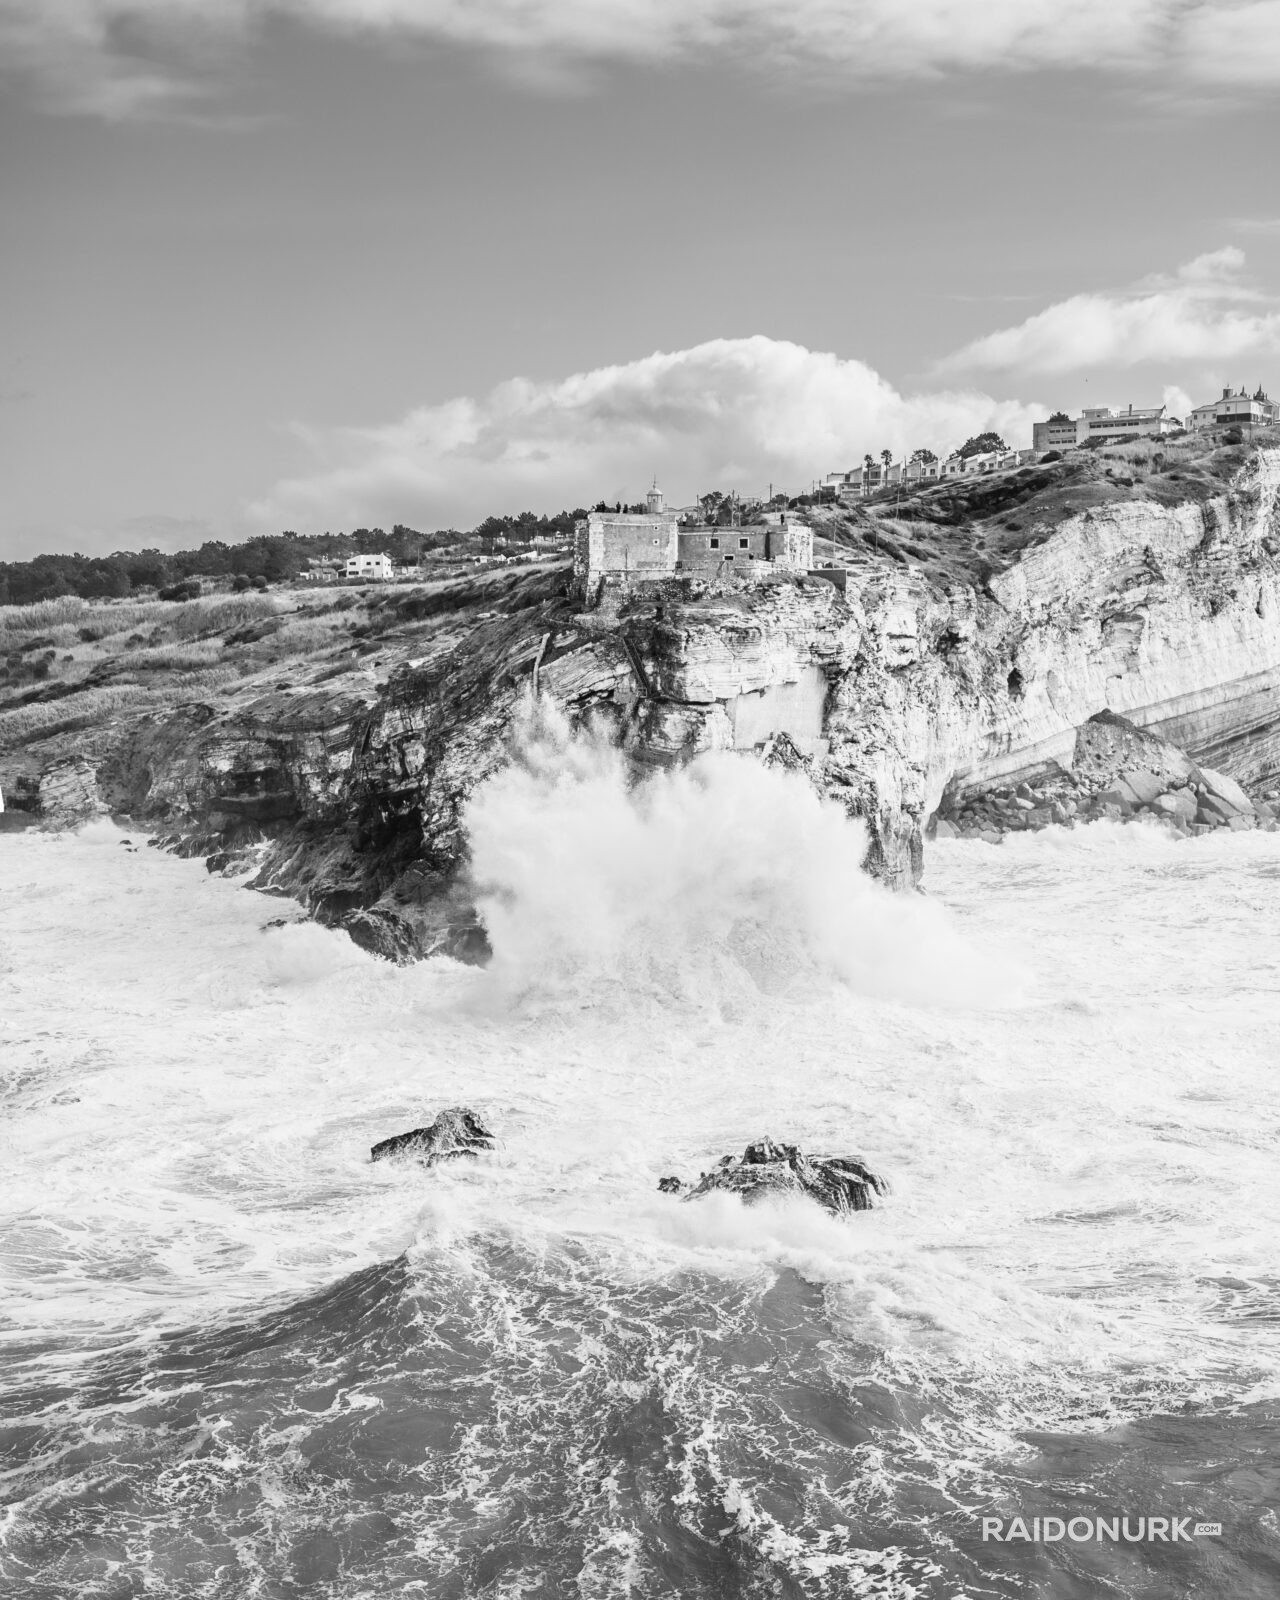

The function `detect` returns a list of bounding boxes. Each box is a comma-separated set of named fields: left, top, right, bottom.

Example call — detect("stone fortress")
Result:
left=573, top=484, right=814, bottom=605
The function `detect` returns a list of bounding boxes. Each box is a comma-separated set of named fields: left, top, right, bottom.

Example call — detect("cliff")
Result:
left=5, top=439, right=1280, bottom=958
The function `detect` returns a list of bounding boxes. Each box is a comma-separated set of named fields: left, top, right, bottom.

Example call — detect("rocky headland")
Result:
left=4, top=433, right=1280, bottom=958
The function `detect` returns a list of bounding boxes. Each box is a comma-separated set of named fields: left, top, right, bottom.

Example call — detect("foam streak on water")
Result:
left=3, top=729, right=1280, bottom=1596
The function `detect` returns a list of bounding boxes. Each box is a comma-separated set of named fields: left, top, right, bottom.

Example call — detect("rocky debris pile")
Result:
left=36, top=756, right=108, bottom=829
left=936, top=711, right=1279, bottom=843
left=370, top=1106, right=498, bottom=1165
left=1071, top=709, right=1199, bottom=793
left=659, top=1138, right=886, bottom=1216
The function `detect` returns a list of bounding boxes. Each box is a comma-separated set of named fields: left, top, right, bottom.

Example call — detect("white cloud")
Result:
left=3, top=0, right=1280, bottom=118
left=1177, top=0, right=1280, bottom=84
left=246, top=335, right=1044, bottom=532
left=1162, top=384, right=1195, bottom=423
left=937, top=247, right=1280, bottom=375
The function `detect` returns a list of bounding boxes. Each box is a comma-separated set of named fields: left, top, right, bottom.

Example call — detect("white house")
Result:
left=344, top=553, right=393, bottom=582
left=1188, top=386, right=1280, bottom=431
left=1030, top=403, right=1179, bottom=449
left=1076, top=405, right=1178, bottom=444
left=940, top=447, right=1021, bottom=477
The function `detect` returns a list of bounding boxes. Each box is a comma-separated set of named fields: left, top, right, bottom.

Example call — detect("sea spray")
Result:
left=465, top=703, right=1015, bottom=1010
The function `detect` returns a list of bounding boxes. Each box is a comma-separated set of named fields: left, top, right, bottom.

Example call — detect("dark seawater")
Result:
left=4, top=1250, right=1279, bottom=1597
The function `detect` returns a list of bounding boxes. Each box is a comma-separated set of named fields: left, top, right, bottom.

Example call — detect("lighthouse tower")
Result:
left=645, top=480, right=666, bottom=515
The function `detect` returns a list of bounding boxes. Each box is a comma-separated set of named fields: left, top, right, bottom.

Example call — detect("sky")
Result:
left=3, top=1, right=1280, bottom=558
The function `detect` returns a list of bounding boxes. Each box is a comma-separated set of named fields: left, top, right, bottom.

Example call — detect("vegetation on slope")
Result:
left=0, top=565, right=572, bottom=808
left=0, top=510, right=585, bottom=608
left=807, top=429, right=1276, bottom=589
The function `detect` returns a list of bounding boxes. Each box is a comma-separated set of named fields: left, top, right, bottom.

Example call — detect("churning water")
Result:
left=3, top=722, right=1280, bottom=1597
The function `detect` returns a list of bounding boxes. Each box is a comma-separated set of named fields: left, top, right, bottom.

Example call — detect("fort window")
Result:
left=709, top=537, right=720, bottom=549
left=739, top=538, right=749, bottom=548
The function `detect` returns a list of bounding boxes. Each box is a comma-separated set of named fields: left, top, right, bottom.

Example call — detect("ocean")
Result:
left=3, top=725, right=1279, bottom=1598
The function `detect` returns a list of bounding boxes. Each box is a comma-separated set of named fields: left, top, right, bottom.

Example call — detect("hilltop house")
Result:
left=573, top=485, right=813, bottom=601
left=1031, top=403, right=1179, bottom=449
left=940, top=446, right=1021, bottom=477
left=827, top=445, right=1020, bottom=500
left=1031, top=412, right=1081, bottom=452
left=1076, top=405, right=1179, bottom=444
left=344, top=553, right=393, bottom=582
left=1188, top=386, right=1280, bottom=431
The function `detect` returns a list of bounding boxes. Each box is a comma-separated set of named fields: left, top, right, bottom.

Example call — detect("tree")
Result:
left=880, top=449, right=893, bottom=472
left=957, top=431, right=1008, bottom=459
left=699, top=491, right=725, bottom=523
left=1047, top=411, right=1071, bottom=424
left=123, top=549, right=171, bottom=590
left=909, top=447, right=937, bottom=465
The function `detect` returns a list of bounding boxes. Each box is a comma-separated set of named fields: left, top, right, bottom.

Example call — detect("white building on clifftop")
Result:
left=1188, top=387, right=1280, bottom=430
left=573, top=484, right=813, bottom=603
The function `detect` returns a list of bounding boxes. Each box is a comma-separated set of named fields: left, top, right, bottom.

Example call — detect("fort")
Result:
left=573, top=485, right=813, bottom=604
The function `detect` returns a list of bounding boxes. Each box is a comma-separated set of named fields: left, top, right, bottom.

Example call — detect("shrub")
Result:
left=0, top=596, right=87, bottom=633
left=159, top=580, right=201, bottom=602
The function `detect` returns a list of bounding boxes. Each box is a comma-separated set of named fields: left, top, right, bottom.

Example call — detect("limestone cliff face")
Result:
left=89, top=447, right=1280, bottom=955
left=941, top=446, right=1280, bottom=797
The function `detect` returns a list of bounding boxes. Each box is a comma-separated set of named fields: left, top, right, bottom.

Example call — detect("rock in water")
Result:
left=370, top=1106, right=497, bottom=1165
left=669, top=1137, right=886, bottom=1215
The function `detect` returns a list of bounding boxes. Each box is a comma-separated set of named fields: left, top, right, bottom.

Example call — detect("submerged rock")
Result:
left=370, top=1106, right=498, bottom=1165
left=663, top=1138, right=886, bottom=1215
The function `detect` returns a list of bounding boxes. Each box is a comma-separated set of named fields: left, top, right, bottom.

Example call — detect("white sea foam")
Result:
left=466, top=705, right=1017, bottom=1010
left=4, top=734, right=1280, bottom=1452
